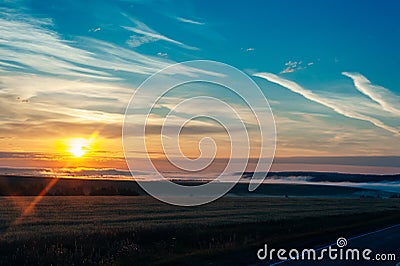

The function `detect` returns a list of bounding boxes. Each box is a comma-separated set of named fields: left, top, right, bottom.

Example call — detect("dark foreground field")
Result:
left=0, top=196, right=400, bottom=265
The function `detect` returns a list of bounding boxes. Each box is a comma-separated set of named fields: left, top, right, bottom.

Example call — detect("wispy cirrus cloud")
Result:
left=0, top=8, right=178, bottom=80
left=0, top=7, right=219, bottom=84
left=254, top=72, right=400, bottom=135
left=123, top=18, right=198, bottom=50
left=176, top=17, right=204, bottom=25
left=0, top=8, right=108, bottom=79
left=343, top=72, right=400, bottom=116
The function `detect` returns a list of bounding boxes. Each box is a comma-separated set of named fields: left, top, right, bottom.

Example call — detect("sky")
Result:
left=0, top=0, right=399, bottom=174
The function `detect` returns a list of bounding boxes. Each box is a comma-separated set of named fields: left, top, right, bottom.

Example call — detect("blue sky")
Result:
left=12, top=0, right=400, bottom=85
left=0, top=0, right=399, bottom=172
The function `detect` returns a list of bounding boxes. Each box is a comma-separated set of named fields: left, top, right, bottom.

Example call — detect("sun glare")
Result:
left=68, top=138, right=90, bottom=158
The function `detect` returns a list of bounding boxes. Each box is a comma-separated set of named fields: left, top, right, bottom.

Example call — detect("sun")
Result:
left=68, top=138, right=90, bottom=158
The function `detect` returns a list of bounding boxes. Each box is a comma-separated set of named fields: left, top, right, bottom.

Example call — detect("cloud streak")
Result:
left=123, top=18, right=198, bottom=50
left=0, top=8, right=178, bottom=80
left=176, top=17, right=204, bottom=25
left=343, top=72, right=400, bottom=116
left=254, top=72, right=399, bottom=135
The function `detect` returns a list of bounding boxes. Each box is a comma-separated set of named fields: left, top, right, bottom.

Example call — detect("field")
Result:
left=1, top=196, right=400, bottom=265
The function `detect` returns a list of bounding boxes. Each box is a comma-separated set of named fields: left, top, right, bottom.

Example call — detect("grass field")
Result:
left=1, top=196, right=400, bottom=265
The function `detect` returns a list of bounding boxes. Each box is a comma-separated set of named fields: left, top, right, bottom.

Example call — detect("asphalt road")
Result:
left=256, top=224, right=400, bottom=266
